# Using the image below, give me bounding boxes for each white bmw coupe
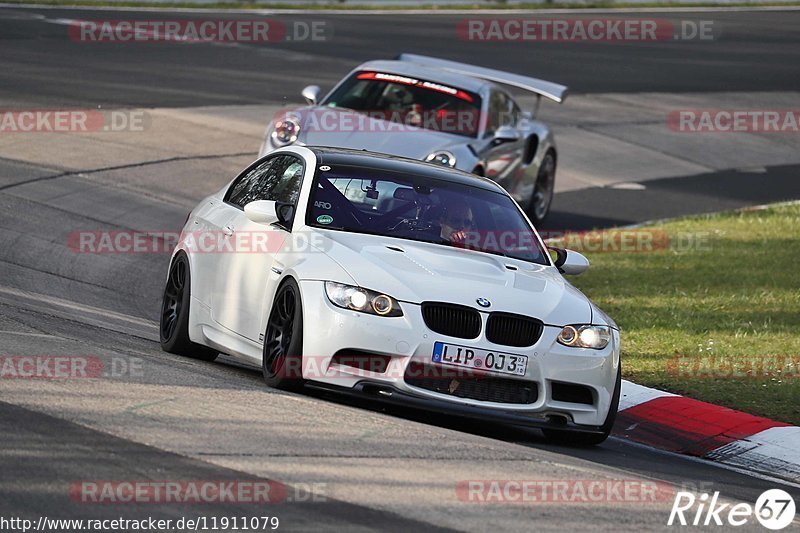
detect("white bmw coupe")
[160,146,620,445]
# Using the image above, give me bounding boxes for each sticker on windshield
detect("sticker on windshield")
[356,72,475,102]
[316,214,334,225]
[319,165,331,171]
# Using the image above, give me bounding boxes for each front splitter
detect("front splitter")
[304,380,605,435]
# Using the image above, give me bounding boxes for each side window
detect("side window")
[271,160,304,204]
[510,100,521,127]
[485,91,511,137]
[226,155,305,209]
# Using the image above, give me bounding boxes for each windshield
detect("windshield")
[306,164,549,265]
[321,71,483,138]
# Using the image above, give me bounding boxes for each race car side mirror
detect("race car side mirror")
[301,85,321,106]
[551,247,590,275]
[244,200,279,225]
[491,125,521,146]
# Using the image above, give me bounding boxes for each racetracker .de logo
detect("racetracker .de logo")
[667,354,800,380]
[68,20,329,43]
[668,109,800,133]
[69,481,327,504]
[457,18,717,42]
[271,355,491,381]
[67,230,331,254]
[456,480,674,503]
[1,356,103,379]
[0,110,148,133]
[542,229,713,254]
[273,108,484,135]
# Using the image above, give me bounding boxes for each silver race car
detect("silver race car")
[259,54,568,224]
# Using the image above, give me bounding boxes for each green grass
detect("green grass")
[559,203,800,424]
[5,0,800,9]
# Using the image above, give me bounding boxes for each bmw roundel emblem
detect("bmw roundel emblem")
[476,298,491,308]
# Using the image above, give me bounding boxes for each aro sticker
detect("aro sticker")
[316,214,334,225]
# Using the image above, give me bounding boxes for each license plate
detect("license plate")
[432,342,528,377]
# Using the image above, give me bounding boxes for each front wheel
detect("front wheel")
[542,363,621,446]
[527,150,556,225]
[262,278,305,391]
[159,254,218,361]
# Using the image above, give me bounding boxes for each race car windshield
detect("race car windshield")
[306,165,549,265]
[322,72,483,138]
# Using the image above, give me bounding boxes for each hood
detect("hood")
[314,229,592,326]
[294,107,465,161]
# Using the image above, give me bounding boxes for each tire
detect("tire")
[262,278,305,391]
[160,253,218,361]
[527,150,556,225]
[542,363,621,446]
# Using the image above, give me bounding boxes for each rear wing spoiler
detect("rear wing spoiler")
[398,53,568,104]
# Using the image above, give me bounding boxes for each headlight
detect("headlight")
[325,282,403,317]
[270,117,300,147]
[425,151,456,168]
[557,325,611,350]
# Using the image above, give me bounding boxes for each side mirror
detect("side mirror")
[491,125,521,146]
[244,200,278,225]
[552,247,590,275]
[301,85,321,106]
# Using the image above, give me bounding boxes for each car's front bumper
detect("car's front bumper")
[305,381,606,434]
[298,280,619,428]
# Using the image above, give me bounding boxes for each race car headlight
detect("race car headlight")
[325,282,403,317]
[425,151,456,168]
[557,325,611,350]
[270,117,300,147]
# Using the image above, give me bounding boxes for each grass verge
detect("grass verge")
[557,203,800,424]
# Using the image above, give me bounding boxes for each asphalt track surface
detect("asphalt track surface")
[1,6,800,532]
[2,8,800,107]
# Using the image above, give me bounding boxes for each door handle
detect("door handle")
[223,225,234,237]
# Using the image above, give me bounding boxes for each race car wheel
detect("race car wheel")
[262,278,305,391]
[160,253,218,361]
[542,363,621,446]
[529,150,556,225]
